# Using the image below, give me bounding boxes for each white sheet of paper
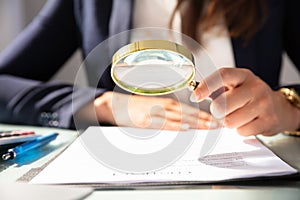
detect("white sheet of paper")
[30,127,297,184]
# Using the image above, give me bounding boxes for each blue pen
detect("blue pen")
[2,133,58,160]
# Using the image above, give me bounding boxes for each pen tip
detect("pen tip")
[2,153,11,161]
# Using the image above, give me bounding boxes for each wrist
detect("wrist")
[288,108,300,136]
[278,87,300,135]
[94,91,115,124]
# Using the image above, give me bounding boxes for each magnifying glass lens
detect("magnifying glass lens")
[111,40,195,95]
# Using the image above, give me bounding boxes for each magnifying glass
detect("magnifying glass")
[111,40,199,95]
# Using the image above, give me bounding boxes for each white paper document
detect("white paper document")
[31,127,297,185]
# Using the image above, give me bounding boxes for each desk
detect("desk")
[0,124,78,182]
[0,124,300,200]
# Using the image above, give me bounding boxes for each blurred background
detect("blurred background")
[0,0,86,85]
[0,0,299,86]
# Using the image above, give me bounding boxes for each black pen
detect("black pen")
[2,133,58,160]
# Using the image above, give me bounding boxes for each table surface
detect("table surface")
[1,123,300,200]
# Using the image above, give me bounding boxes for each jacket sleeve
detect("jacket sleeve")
[0,0,79,80]
[0,75,106,129]
[0,0,106,129]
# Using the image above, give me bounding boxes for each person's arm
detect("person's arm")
[0,75,106,129]
[92,91,217,130]
[0,0,79,80]
[0,0,104,129]
[191,68,300,136]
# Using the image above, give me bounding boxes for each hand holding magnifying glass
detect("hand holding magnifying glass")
[111,40,223,129]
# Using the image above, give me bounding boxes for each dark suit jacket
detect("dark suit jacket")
[0,0,299,129]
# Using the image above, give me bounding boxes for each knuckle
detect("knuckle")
[236,127,249,136]
[258,98,269,109]
[256,93,272,110]
[262,129,272,136]
[210,100,225,118]
[262,132,275,136]
[164,98,177,106]
[224,116,235,128]
[219,68,230,79]
[241,68,254,76]
[267,115,279,129]
[258,116,277,135]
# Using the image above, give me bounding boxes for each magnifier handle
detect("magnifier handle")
[188,80,200,91]
[188,80,213,103]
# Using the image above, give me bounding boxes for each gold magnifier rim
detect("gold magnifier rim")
[111,40,195,95]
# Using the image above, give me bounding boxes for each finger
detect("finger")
[164,103,214,129]
[150,105,183,122]
[149,99,214,129]
[149,116,189,131]
[180,103,212,120]
[163,110,217,130]
[195,118,221,129]
[161,100,195,115]
[150,109,206,129]
[224,101,259,129]
[181,113,210,129]
[152,101,212,121]
[148,113,218,130]
[210,85,252,118]
[237,117,266,136]
[193,68,250,101]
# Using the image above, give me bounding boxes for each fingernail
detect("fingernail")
[205,121,218,129]
[190,93,198,102]
[210,103,225,119]
[181,123,190,130]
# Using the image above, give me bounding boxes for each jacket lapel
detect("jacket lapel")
[231,37,258,73]
[109,0,133,37]
[108,0,133,55]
